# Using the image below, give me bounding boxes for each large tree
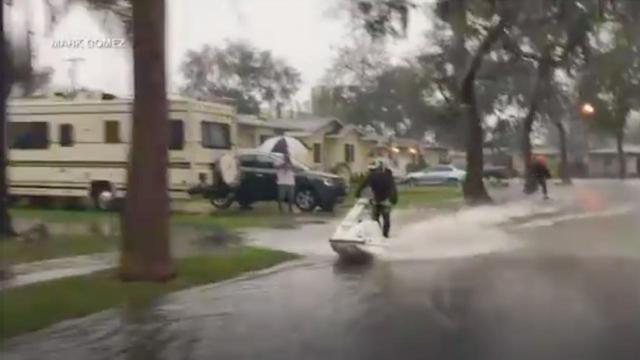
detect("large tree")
[119,0,174,281]
[578,5,640,179]
[351,0,514,203]
[180,42,301,117]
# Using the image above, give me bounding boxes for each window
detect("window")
[344,144,355,163]
[201,122,231,149]
[8,122,49,149]
[104,121,121,143]
[169,120,184,150]
[255,155,275,169]
[239,155,259,168]
[313,143,322,164]
[59,124,74,147]
[433,165,452,172]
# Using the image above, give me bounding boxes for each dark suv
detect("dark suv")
[195,151,347,212]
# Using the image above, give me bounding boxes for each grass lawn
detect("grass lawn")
[396,186,463,208]
[9,207,281,230]
[0,234,116,265]
[0,247,297,340]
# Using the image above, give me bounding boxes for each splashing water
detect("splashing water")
[385,200,559,261]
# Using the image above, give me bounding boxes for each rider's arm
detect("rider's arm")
[389,172,398,205]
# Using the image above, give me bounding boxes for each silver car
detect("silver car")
[404,164,466,186]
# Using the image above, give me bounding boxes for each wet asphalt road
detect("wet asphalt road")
[2,180,640,360]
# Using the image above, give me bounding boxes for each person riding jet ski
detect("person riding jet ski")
[354,159,398,238]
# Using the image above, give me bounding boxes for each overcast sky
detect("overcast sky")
[22,0,431,104]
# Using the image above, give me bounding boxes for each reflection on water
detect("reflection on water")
[4,255,640,360]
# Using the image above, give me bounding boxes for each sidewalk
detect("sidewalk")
[0,252,116,290]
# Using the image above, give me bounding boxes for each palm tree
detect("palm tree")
[1,1,18,238]
[119,0,174,281]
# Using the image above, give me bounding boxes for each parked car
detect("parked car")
[482,165,511,179]
[404,164,466,186]
[191,151,347,212]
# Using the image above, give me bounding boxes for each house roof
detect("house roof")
[326,124,366,138]
[238,115,343,134]
[284,131,313,138]
[237,115,289,129]
[531,147,560,155]
[393,137,421,148]
[589,144,640,155]
[268,116,342,133]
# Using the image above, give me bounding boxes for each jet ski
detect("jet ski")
[329,198,388,261]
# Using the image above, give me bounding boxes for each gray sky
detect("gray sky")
[27,0,431,103]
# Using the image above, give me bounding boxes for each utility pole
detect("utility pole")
[65,57,85,94]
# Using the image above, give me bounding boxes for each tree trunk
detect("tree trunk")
[0,7,17,239]
[521,58,551,193]
[615,129,626,179]
[460,18,508,204]
[119,0,175,282]
[555,120,571,184]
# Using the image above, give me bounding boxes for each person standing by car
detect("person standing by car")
[530,155,551,199]
[355,159,398,238]
[275,153,296,213]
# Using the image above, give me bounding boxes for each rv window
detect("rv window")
[201,122,231,149]
[8,122,49,149]
[169,120,184,150]
[104,121,120,143]
[60,124,74,147]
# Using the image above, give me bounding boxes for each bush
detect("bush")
[350,172,368,185]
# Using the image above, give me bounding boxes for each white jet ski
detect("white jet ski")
[329,198,389,261]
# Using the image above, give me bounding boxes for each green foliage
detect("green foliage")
[396,186,462,209]
[350,172,368,186]
[180,41,302,115]
[0,247,297,340]
[578,7,640,137]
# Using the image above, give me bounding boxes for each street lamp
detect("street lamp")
[580,103,595,117]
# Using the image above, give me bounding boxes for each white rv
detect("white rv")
[7,96,236,208]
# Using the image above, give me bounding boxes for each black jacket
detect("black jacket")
[530,162,551,179]
[355,169,398,204]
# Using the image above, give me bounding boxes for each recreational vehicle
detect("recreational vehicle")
[7,97,236,208]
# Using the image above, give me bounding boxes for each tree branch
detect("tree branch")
[435,79,453,105]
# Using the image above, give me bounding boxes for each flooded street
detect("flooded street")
[3,180,640,360]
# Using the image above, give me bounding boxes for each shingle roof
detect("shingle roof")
[268,117,341,133]
[589,144,640,155]
[237,115,341,133]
